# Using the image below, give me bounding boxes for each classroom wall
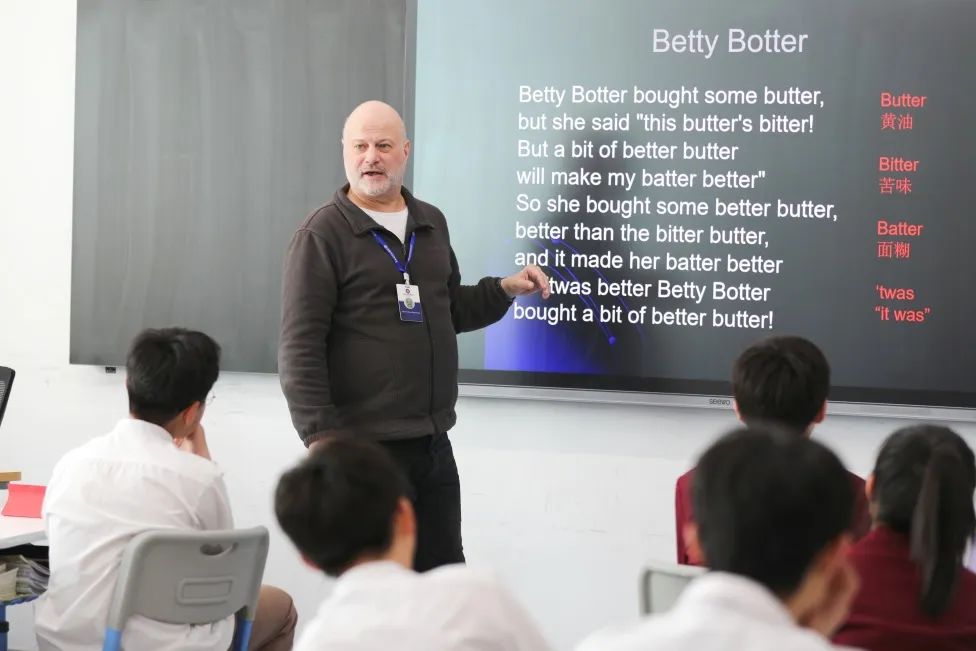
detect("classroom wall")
[2,3,975,650]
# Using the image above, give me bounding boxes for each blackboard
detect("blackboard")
[71,0,415,372]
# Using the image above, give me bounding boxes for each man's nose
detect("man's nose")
[363,146,380,162]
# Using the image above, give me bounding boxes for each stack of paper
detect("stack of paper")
[0,554,49,599]
[0,563,17,600]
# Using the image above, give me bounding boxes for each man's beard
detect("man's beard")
[357,169,403,198]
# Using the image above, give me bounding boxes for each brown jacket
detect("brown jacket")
[278,185,512,445]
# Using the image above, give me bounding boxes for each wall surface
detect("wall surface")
[2,3,975,650]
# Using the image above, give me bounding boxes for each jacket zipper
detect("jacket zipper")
[404,227,437,432]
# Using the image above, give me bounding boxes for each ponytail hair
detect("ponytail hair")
[873,425,976,617]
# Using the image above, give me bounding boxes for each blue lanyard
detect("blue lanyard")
[371,230,416,284]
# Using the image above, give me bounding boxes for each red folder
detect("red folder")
[1,483,46,518]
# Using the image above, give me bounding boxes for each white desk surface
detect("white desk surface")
[0,516,45,548]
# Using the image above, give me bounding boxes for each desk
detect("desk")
[0,516,45,651]
[0,518,44,549]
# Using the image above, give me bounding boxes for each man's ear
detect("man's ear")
[813,400,827,424]
[865,474,875,503]
[394,496,416,538]
[180,401,202,427]
[683,522,705,565]
[403,139,411,160]
[732,399,742,423]
[300,554,321,571]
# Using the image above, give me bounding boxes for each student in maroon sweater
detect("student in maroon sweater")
[833,425,976,651]
[675,336,871,565]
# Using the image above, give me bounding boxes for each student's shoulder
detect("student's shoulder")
[46,434,127,499]
[574,614,712,651]
[50,433,114,472]
[578,616,838,651]
[174,451,226,484]
[423,564,524,607]
[425,563,505,590]
[575,621,654,651]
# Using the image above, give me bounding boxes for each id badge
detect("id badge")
[396,283,423,322]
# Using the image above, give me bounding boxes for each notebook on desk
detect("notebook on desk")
[1,485,45,519]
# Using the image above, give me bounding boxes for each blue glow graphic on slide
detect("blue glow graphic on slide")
[542,238,645,342]
[483,305,604,373]
[529,240,615,344]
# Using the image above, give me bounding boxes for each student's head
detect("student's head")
[869,425,976,616]
[691,426,853,602]
[274,438,415,577]
[731,336,830,434]
[125,328,220,436]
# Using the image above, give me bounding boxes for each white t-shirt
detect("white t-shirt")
[295,560,552,651]
[37,418,235,651]
[576,572,859,651]
[363,207,408,244]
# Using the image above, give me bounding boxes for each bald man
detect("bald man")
[278,101,549,570]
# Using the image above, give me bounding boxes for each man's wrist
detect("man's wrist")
[496,277,515,301]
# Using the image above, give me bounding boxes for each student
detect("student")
[37,328,297,651]
[675,336,871,564]
[274,437,551,651]
[834,425,976,651]
[579,427,859,651]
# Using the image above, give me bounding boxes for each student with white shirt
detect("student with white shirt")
[37,328,297,651]
[273,438,552,651]
[578,426,861,651]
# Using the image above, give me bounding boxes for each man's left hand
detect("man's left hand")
[500,265,551,299]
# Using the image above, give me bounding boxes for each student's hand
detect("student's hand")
[177,423,212,461]
[501,265,551,299]
[800,555,859,638]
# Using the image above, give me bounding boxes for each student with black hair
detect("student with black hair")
[580,427,859,651]
[675,335,871,564]
[274,438,551,651]
[834,425,976,651]
[38,328,296,651]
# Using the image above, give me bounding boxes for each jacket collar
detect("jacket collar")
[333,184,435,237]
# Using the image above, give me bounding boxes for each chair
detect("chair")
[102,526,269,651]
[0,367,14,428]
[639,560,705,615]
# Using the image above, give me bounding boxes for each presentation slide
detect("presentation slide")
[413,0,976,407]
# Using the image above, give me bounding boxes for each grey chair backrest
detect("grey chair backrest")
[639,561,705,615]
[105,526,269,630]
[0,367,14,427]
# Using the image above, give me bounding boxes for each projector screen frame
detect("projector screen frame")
[458,376,976,423]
